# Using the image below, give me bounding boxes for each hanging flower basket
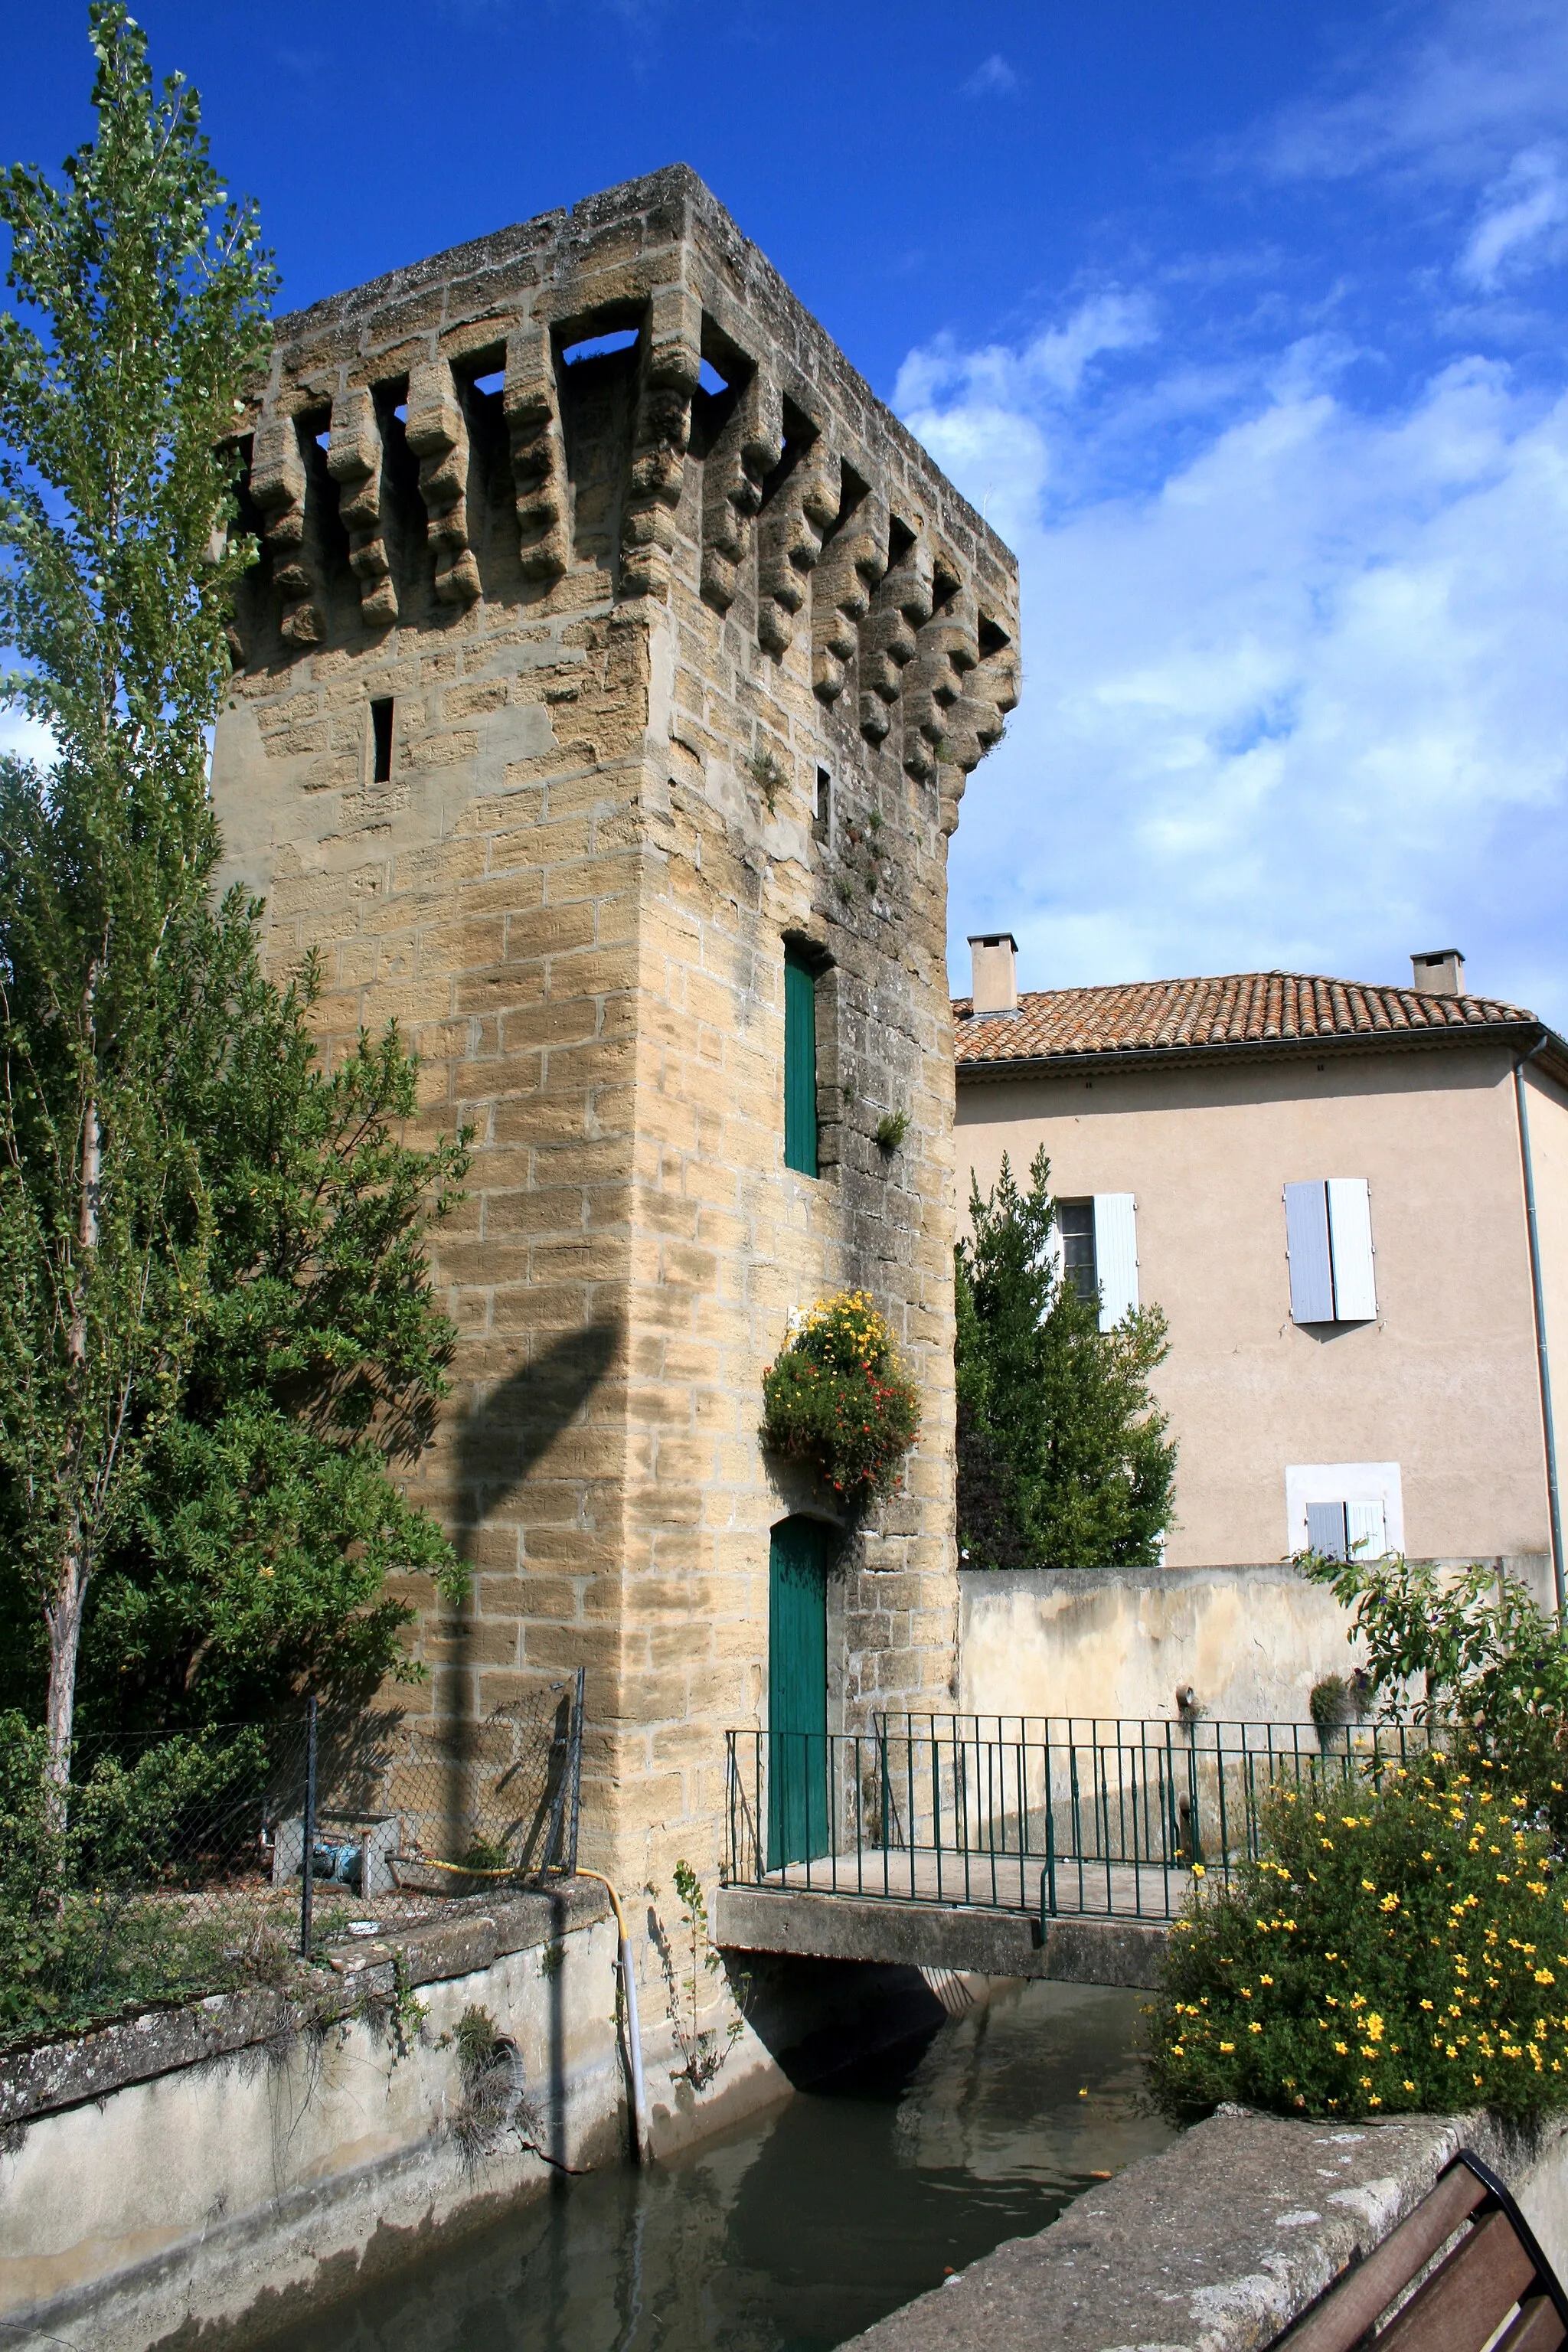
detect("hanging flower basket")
[760,1290,920,1507]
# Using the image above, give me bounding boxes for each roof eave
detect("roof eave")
[955,1018,1568,1089]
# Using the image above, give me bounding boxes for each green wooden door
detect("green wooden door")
[767,1517,829,1870]
[783,951,818,1177]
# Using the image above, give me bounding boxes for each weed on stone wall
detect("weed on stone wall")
[651,1861,746,2093]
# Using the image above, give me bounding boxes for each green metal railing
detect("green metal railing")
[724,1713,1433,1925]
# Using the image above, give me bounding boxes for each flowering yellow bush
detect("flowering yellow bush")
[1149,1756,1568,2122]
[760,1292,919,1507]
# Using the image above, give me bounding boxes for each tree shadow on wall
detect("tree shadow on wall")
[438,1317,622,1862]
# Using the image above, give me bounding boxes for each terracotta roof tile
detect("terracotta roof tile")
[953,971,1537,1068]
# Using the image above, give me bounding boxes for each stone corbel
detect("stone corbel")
[858,531,933,743]
[248,411,324,647]
[812,489,888,705]
[901,577,980,782]
[504,318,568,581]
[939,633,1021,773]
[701,370,783,614]
[621,284,701,600]
[756,436,839,657]
[405,361,481,608]
[325,386,397,628]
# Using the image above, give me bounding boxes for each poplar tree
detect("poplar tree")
[955,1148,1177,1570]
[0,10,466,1780]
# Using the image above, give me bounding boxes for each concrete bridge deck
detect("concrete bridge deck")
[714,1884,1170,1989]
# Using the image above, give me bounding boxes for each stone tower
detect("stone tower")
[211,166,1020,1898]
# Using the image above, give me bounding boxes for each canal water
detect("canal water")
[271,1980,1172,2352]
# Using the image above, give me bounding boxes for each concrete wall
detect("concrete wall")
[211,165,1021,1919]
[848,2105,1568,2352]
[0,1884,789,2352]
[956,1044,1554,1570]
[959,1563,1367,1724]
[957,1559,1555,1726]
[1524,1057,1568,1592]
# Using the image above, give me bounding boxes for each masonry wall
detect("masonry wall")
[955,1044,1553,1571]
[210,165,1020,1906]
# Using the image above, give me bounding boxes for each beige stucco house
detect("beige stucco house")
[954,934,1567,1606]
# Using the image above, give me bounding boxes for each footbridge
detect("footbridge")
[714,1713,1419,1990]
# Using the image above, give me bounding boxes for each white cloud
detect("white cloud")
[962,54,1018,100]
[896,294,1158,416]
[1256,0,1568,187]
[0,707,54,769]
[906,332,1568,1023]
[1459,145,1568,285]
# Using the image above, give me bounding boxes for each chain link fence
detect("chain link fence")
[0,1671,585,2053]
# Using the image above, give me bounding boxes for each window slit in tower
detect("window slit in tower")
[371,697,394,783]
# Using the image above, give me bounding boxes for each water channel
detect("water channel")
[270,1979,1174,2352]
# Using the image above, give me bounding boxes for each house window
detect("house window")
[1058,1204,1096,1305]
[1306,1499,1389,1563]
[783,947,818,1178]
[1057,1195,1138,1331]
[1286,1463,1403,1559]
[1284,1178,1377,1323]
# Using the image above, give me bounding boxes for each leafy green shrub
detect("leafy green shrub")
[0,1711,296,2047]
[1150,1755,1568,2123]
[1301,1551,1568,1829]
[956,1148,1175,1570]
[760,1292,920,1507]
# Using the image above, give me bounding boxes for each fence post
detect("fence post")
[566,1665,586,1875]
[300,1694,318,1961]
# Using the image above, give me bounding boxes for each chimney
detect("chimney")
[1410,947,1465,997]
[969,932,1018,1019]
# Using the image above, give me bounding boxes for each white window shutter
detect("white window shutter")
[1045,1217,1065,1299]
[1306,1501,1348,1560]
[1092,1194,1138,1331]
[1344,1498,1387,1559]
[1285,1181,1334,1323]
[1327,1178,1377,1321]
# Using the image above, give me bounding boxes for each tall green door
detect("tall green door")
[767,1517,829,1870]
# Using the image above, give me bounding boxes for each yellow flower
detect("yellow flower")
[1365,2014,1385,2041]
[1361,1879,1377,1893]
[1192,1864,1206,1877]
[1218,2040,1235,2053]
[1334,2040,1348,2054]
[1249,2021,1263,2034]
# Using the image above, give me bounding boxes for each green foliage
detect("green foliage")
[452,2001,500,2079]
[743,746,785,812]
[0,6,276,1772]
[1149,1756,1568,2123]
[0,12,469,1750]
[955,1148,1175,1569]
[760,1290,920,1507]
[0,1708,298,2045]
[1309,1672,1367,1733]
[661,1859,745,2092]
[1300,1550,1568,1831]
[874,1108,910,1155]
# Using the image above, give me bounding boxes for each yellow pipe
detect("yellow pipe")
[575,1869,652,2163]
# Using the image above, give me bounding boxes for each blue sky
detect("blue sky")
[5,2,1566,1021]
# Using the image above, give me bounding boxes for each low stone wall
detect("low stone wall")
[0,1878,789,2352]
[847,2103,1568,2351]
